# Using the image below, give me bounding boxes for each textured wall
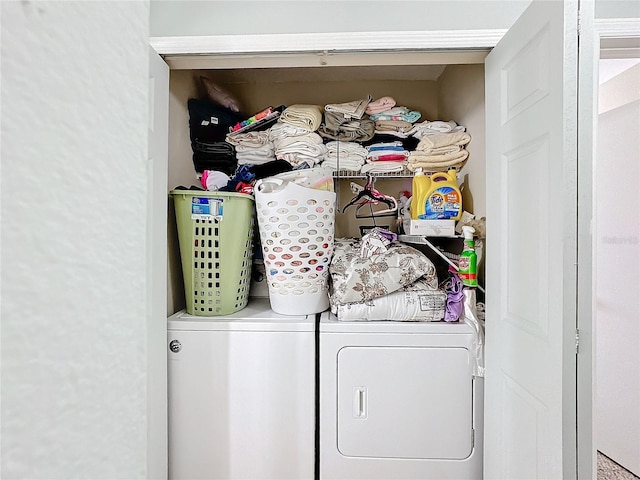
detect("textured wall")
[1,2,151,478]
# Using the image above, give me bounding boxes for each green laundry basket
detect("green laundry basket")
[170,190,255,316]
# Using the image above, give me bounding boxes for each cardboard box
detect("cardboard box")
[409,219,456,237]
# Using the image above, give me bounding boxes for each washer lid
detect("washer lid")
[168,297,315,332]
[320,311,474,335]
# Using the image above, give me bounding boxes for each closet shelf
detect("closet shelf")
[399,234,461,242]
[332,169,413,179]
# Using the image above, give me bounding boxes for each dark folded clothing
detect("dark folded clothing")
[192,139,236,155]
[362,133,420,151]
[250,159,293,180]
[191,140,237,175]
[192,151,237,176]
[188,98,244,143]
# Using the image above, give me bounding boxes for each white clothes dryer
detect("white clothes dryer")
[319,312,484,480]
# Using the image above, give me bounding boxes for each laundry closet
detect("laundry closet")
[165,59,487,480]
[154,2,588,479]
[165,60,487,311]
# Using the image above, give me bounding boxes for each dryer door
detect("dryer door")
[337,346,473,460]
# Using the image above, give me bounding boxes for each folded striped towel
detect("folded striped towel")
[370,106,421,123]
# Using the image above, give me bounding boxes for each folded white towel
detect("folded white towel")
[415,145,463,156]
[325,141,369,160]
[273,132,324,151]
[325,95,373,120]
[225,130,271,148]
[409,120,466,138]
[268,122,313,141]
[361,161,406,174]
[416,131,471,150]
[321,157,364,172]
[276,141,327,158]
[279,104,323,131]
[237,148,277,165]
[407,149,469,172]
[278,152,325,168]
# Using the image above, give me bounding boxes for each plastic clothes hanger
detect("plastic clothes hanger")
[342,175,398,218]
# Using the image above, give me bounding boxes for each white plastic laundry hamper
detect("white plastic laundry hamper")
[255,176,336,315]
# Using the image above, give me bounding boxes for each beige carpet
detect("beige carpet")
[598,452,639,479]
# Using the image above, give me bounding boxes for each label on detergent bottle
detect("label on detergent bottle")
[420,186,461,220]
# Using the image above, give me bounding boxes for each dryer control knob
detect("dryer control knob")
[169,340,182,353]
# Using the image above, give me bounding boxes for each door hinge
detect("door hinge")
[575,328,580,354]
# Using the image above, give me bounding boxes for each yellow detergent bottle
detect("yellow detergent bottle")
[410,168,429,219]
[412,169,462,221]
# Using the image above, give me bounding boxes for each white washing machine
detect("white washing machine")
[319,312,484,480]
[167,298,315,480]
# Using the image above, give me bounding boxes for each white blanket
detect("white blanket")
[330,279,446,322]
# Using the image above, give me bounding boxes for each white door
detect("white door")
[336,346,473,460]
[484,1,580,478]
[147,47,170,480]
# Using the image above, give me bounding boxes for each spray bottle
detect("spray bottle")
[458,226,478,287]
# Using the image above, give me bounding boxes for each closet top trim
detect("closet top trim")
[150,29,507,56]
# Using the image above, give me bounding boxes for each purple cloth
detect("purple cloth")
[443,273,464,322]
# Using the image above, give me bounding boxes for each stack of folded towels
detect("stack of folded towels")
[271,105,327,168]
[318,96,375,143]
[407,130,472,172]
[370,106,421,138]
[321,141,369,172]
[361,141,409,174]
[225,130,274,166]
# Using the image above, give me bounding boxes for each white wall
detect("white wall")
[149,0,639,38]
[596,0,640,18]
[595,62,640,476]
[1,2,152,478]
[150,0,529,37]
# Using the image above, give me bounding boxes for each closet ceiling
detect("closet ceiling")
[196,64,448,84]
[162,47,490,72]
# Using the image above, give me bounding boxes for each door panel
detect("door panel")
[147,47,170,480]
[484,1,579,478]
[337,346,473,460]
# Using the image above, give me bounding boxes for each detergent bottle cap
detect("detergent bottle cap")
[414,167,424,175]
[461,225,475,240]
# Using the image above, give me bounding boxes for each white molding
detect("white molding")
[150,29,507,56]
[594,18,640,37]
[595,19,640,59]
[162,50,490,70]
